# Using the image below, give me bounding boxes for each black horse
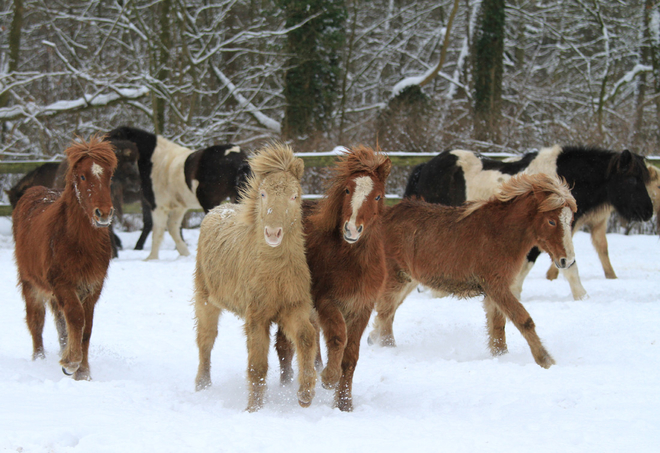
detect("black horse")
[402,145,654,299]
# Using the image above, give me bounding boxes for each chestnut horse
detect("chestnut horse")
[276,146,392,412]
[368,173,577,368]
[194,143,317,412]
[12,136,117,380]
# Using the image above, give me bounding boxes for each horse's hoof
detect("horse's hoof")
[298,388,315,408]
[367,333,376,346]
[62,367,73,376]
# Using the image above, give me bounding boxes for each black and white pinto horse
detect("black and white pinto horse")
[106,126,251,260]
[402,145,654,300]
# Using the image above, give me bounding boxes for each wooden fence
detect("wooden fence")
[1,152,659,217]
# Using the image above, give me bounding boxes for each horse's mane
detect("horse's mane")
[459,173,576,221]
[312,145,389,233]
[65,135,118,185]
[606,149,650,182]
[238,142,303,225]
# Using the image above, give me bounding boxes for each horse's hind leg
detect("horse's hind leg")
[194,290,221,391]
[245,318,271,412]
[279,308,318,408]
[166,207,190,257]
[488,288,554,369]
[368,279,416,348]
[22,282,46,360]
[275,327,294,385]
[483,295,507,356]
[145,207,167,260]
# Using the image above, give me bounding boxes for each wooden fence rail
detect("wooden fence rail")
[2,152,659,216]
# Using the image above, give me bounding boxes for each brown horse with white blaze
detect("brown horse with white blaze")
[276,146,392,412]
[194,143,317,412]
[369,173,577,368]
[12,136,117,380]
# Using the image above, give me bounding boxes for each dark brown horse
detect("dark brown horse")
[369,173,577,368]
[12,136,117,380]
[276,146,392,412]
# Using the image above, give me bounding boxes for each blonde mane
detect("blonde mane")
[459,173,576,220]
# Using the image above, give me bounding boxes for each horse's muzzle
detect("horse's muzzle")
[343,222,363,244]
[93,207,114,228]
[554,257,575,270]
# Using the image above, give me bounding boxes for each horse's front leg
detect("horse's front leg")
[316,298,347,390]
[245,317,271,412]
[560,262,588,300]
[51,285,86,376]
[590,216,616,279]
[194,283,221,391]
[336,308,372,412]
[73,289,102,381]
[487,286,555,369]
[274,327,295,385]
[278,304,318,408]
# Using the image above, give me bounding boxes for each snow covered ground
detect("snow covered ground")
[1,217,659,452]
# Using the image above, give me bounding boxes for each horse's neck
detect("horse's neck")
[487,197,538,250]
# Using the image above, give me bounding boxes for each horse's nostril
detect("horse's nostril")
[94,208,101,218]
[357,225,363,233]
[560,258,567,267]
[276,228,282,238]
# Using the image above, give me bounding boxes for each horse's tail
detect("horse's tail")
[403,163,425,199]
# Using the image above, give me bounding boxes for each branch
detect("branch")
[0,87,150,121]
[211,65,281,134]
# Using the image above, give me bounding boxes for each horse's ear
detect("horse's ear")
[290,157,305,180]
[377,157,392,181]
[619,149,633,169]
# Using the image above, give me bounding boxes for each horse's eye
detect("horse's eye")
[375,195,381,201]
[80,175,86,181]
[291,194,297,201]
[345,188,350,194]
[261,192,265,198]
[549,220,556,226]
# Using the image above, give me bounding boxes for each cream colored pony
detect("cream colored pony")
[193,143,317,412]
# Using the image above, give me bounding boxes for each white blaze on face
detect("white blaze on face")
[91,163,104,178]
[349,176,374,227]
[560,206,575,263]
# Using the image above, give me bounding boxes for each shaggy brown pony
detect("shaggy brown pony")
[194,143,317,412]
[12,136,117,380]
[368,173,577,368]
[276,146,392,412]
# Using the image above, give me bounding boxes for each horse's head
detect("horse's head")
[110,139,141,195]
[527,175,577,270]
[66,137,118,228]
[247,143,304,248]
[334,146,392,244]
[607,150,654,222]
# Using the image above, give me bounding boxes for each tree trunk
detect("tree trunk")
[472,0,505,143]
[1,0,24,142]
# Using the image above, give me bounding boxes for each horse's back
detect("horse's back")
[13,186,63,282]
[151,136,199,209]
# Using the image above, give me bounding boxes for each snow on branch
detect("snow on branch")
[0,86,150,121]
[602,64,652,104]
[211,65,282,134]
